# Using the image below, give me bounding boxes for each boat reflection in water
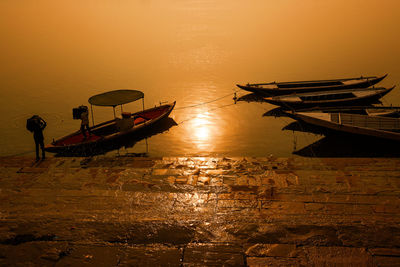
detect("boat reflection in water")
[283,121,327,136]
[54,117,177,157]
[283,120,400,158]
[263,107,291,118]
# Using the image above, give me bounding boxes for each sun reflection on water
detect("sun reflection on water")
[194,118,210,141]
[188,112,214,151]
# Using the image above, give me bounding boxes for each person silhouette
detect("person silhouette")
[80,106,91,140]
[26,115,47,161]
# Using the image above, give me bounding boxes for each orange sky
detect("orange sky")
[1,0,399,100]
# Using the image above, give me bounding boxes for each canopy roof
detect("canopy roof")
[88,90,144,107]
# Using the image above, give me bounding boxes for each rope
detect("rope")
[173,90,241,124]
[178,102,239,125]
[174,90,239,110]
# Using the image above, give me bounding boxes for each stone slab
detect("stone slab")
[0,156,399,265]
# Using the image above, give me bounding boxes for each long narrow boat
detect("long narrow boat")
[236,74,387,96]
[292,136,400,157]
[290,111,400,141]
[293,105,400,117]
[263,86,395,109]
[45,90,176,154]
[264,106,400,118]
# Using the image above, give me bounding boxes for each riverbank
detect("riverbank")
[1,156,399,266]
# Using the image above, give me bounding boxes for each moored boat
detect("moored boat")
[264,106,400,118]
[289,111,400,141]
[236,74,387,96]
[263,86,395,109]
[45,90,176,154]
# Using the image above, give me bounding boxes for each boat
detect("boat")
[262,86,395,109]
[292,136,400,158]
[45,90,176,154]
[236,74,387,96]
[264,106,400,118]
[293,105,400,117]
[289,111,400,141]
[364,107,400,117]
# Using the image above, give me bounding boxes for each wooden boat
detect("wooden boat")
[293,105,400,117]
[282,108,400,135]
[292,136,400,157]
[364,107,400,117]
[263,86,395,109]
[265,106,400,118]
[45,90,176,154]
[236,74,387,96]
[289,111,400,141]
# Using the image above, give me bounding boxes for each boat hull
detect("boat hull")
[237,75,387,96]
[293,112,400,141]
[263,86,394,109]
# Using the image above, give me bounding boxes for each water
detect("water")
[1,0,400,157]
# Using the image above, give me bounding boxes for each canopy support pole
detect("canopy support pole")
[142,97,145,111]
[90,104,95,126]
[113,106,116,118]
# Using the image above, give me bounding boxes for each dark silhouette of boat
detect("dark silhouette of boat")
[282,119,400,157]
[289,111,400,141]
[236,93,269,103]
[263,86,395,109]
[264,106,400,117]
[292,135,400,158]
[236,74,387,96]
[45,90,176,154]
[282,121,327,135]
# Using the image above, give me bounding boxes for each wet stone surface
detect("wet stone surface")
[0,156,400,266]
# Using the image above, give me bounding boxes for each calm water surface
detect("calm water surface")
[1,0,399,157]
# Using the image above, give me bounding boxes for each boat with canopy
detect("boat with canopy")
[45,89,175,154]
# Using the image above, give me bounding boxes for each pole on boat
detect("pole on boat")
[142,97,145,111]
[113,106,116,118]
[90,104,95,126]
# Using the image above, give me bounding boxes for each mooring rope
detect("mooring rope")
[178,102,239,125]
[172,89,242,124]
[174,90,240,110]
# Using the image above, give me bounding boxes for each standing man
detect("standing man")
[80,106,91,140]
[26,115,47,161]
